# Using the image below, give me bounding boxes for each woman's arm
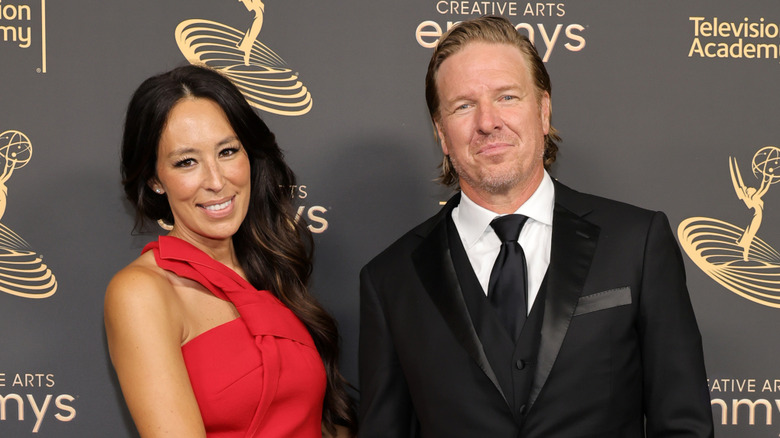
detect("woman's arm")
[105,265,206,437]
[323,424,354,438]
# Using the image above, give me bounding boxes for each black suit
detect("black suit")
[359,181,713,437]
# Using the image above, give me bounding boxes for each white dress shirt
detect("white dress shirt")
[451,171,555,314]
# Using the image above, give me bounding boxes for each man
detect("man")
[358,15,713,437]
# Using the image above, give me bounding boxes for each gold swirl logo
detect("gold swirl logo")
[0,130,57,299]
[678,146,780,308]
[175,1,312,116]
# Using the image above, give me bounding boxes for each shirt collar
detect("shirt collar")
[455,171,555,249]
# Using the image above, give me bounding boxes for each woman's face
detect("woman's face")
[151,97,251,246]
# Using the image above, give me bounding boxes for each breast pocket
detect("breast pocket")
[573,286,632,316]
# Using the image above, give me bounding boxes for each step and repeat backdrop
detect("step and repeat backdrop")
[1,0,779,436]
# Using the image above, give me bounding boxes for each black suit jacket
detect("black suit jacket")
[358,181,713,437]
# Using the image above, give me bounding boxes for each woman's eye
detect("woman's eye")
[220,147,239,157]
[174,158,195,168]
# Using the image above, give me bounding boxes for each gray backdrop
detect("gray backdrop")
[1,0,779,436]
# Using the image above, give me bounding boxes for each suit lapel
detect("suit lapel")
[411,195,509,406]
[527,184,600,409]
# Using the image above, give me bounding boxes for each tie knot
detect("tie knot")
[490,214,528,243]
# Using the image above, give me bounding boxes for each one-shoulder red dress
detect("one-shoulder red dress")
[143,236,326,437]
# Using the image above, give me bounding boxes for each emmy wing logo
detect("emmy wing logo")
[0,130,57,299]
[175,0,312,116]
[678,146,780,308]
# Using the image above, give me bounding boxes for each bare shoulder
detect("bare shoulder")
[106,252,171,306]
[104,251,182,341]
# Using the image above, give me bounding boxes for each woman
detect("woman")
[105,65,355,437]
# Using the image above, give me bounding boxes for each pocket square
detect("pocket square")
[574,286,632,316]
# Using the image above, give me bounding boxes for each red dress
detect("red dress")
[143,236,326,437]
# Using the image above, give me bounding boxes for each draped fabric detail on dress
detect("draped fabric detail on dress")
[143,236,326,438]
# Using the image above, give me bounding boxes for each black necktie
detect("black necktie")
[488,214,529,340]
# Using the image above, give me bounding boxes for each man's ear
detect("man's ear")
[434,120,449,156]
[540,91,551,135]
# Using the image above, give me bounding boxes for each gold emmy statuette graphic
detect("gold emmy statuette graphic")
[175,0,312,116]
[0,130,57,299]
[678,146,780,308]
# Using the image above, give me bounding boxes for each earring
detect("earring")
[157,219,174,231]
[155,188,163,194]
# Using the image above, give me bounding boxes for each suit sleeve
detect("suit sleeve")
[358,265,419,438]
[639,212,714,437]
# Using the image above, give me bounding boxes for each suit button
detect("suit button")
[519,404,527,415]
[515,360,526,370]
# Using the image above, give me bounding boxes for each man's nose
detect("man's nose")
[476,103,503,134]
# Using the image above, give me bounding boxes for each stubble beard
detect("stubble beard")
[449,152,522,195]
[449,132,533,195]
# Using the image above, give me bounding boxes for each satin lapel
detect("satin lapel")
[411,202,509,406]
[527,202,600,408]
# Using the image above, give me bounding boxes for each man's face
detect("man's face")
[434,42,550,200]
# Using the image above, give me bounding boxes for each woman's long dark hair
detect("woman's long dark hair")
[120,64,355,433]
